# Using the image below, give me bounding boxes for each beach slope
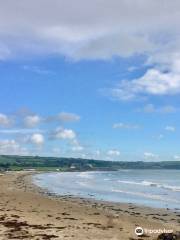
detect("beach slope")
[0,172,179,240]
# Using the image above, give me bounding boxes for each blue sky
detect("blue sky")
[0,1,180,161]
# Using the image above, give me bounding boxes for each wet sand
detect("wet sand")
[0,171,179,240]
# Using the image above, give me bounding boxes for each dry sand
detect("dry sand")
[0,171,179,240]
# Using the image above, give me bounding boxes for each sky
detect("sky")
[0,0,180,161]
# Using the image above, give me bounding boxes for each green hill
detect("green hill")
[0,155,180,171]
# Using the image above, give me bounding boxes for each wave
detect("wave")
[111,189,180,204]
[77,172,94,179]
[76,181,89,187]
[117,180,180,192]
[118,170,132,172]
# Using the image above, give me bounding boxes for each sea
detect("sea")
[33,170,180,210]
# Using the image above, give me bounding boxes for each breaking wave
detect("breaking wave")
[117,180,180,192]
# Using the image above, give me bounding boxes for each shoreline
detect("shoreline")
[0,171,179,240]
[30,171,180,213]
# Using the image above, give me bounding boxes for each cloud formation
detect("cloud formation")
[107,149,120,157]
[57,112,80,122]
[0,110,83,156]
[136,104,177,114]
[24,115,42,128]
[113,122,139,129]
[0,0,179,61]
[0,113,12,127]
[0,139,28,155]
[30,133,44,145]
[174,155,180,160]
[52,127,76,140]
[110,63,180,100]
[72,145,84,152]
[1,1,180,102]
[165,126,175,132]
[0,128,43,134]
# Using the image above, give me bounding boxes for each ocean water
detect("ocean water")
[33,170,180,210]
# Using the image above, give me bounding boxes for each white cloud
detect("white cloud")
[165,126,175,132]
[174,155,180,160]
[70,138,84,152]
[0,128,44,134]
[110,65,180,101]
[136,104,177,114]
[0,113,12,127]
[52,127,76,140]
[144,152,159,160]
[113,122,139,129]
[23,65,54,75]
[72,145,84,152]
[107,149,120,157]
[157,134,164,140]
[24,115,42,128]
[57,112,80,122]
[0,139,28,155]
[46,112,80,123]
[30,133,44,145]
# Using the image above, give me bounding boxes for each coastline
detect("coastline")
[0,171,179,240]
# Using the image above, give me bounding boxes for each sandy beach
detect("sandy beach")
[0,171,179,240]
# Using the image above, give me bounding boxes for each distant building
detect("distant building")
[70,165,76,169]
